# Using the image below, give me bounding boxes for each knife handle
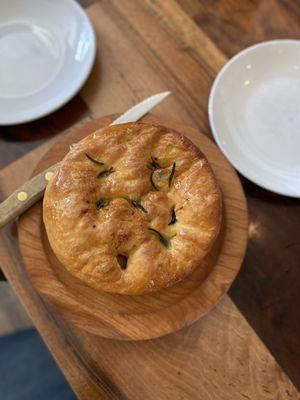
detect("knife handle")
[0,162,60,229]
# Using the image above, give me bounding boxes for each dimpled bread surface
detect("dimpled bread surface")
[43,122,222,295]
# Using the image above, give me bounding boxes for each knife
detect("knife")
[0,91,170,229]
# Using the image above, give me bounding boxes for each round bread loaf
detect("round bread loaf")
[43,122,222,295]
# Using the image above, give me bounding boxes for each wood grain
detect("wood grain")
[0,96,88,169]
[0,0,299,397]
[0,163,60,229]
[80,1,300,389]
[18,115,248,340]
[172,0,300,387]
[0,130,297,398]
[0,281,32,335]
[0,144,119,399]
[81,0,213,134]
[140,0,227,74]
[190,0,300,58]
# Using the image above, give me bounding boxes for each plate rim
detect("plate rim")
[18,115,249,341]
[208,39,300,198]
[0,0,96,126]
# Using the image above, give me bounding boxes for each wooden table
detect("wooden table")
[0,0,300,398]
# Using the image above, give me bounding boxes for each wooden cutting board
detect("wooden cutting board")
[0,1,299,397]
[18,114,248,340]
[0,121,298,398]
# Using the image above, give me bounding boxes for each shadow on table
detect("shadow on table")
[0,328,76,400]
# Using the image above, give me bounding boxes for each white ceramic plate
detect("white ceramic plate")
[0,0,96,125]
[209,40,300,197]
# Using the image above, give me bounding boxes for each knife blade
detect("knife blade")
[0,91,171,229]
[111,91,170,125]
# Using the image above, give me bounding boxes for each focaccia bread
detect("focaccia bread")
[43,122,222,295]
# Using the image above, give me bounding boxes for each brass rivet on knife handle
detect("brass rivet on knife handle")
[45,171,54,181]
[0,162,60,229]
[17,192,28,202]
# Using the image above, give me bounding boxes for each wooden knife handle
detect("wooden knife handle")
[0,162,60,229]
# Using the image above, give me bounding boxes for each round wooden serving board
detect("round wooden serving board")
[18,114,248,340]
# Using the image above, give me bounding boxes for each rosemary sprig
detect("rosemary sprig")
[168,206,177,225]
[131,200,147,213]
[150,156,161,169]
[97,166,114,178]
[168,162,176,187]
[85,153,104,165]
[150,171,159,190]
[96,199,110,209]
[148,228,171,249]
[122,197,147,213]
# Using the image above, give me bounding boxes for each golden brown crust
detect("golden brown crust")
[43,123,222,295]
